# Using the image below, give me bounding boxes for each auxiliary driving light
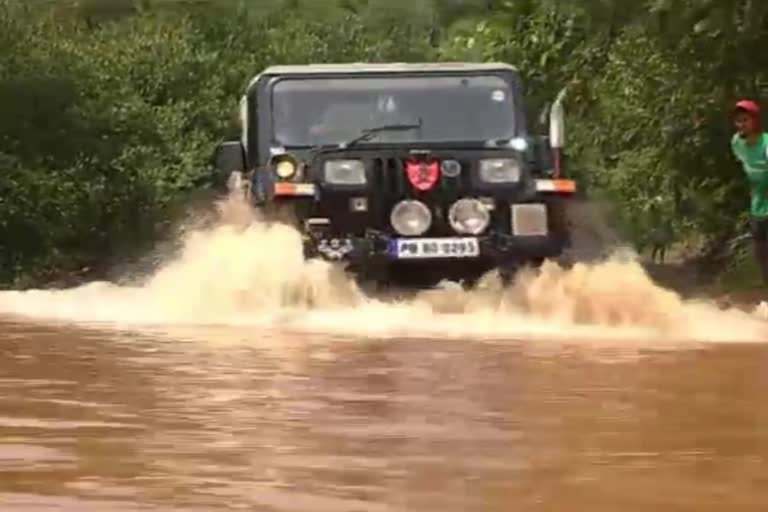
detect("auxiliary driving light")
[509,137,529,152]
[390,200,432,236]
[448,198,491,235]
[274,159,297,179]
[440,159,462,178]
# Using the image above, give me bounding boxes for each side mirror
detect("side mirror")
[549,89,566,149]
[538,102,551,127]
[545,87,567,177]
[214,141,245,176]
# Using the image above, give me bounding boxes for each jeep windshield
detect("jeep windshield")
[270,74,516,147]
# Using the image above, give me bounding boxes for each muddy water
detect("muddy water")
[2,195,768,510]
[2,320,768,511]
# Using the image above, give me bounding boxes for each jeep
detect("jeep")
[213,62,577,287]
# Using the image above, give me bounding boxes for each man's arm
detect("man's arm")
[731,134,744,163]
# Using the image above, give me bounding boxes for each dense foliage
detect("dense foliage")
[0,0,765,286]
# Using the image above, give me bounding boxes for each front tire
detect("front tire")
[349,262,391,296]
[226,171,251,202]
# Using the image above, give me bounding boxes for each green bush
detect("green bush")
[0,0,765,287]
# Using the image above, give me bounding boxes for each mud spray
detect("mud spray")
[0,194,766,344]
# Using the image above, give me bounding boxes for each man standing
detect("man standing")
[731,99,768,284]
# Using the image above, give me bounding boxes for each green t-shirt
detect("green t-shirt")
[731,132,768,218]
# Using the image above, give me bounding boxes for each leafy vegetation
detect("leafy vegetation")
[0,0,764,286]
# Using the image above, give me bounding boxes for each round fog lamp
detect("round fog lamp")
[390,200,432,236]
[448,198,491,235]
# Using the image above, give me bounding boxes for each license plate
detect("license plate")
[390,237,480,259]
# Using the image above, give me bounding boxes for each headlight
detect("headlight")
[390,200,432,236]
[479,158,521,183]
[323,159,367,185]
[448,198,491,235]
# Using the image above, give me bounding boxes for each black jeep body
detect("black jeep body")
[214,63,577,287]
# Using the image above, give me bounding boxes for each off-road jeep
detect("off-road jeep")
[213,62,577,287]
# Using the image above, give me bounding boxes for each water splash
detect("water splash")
[0,194,765,344]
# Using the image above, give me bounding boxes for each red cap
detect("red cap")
[735,99,761,114]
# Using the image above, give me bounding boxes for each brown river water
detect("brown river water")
[2,196,768,511]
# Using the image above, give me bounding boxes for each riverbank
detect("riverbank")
[644,258,768,314]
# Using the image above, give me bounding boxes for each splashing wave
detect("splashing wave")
[0,195,765,344]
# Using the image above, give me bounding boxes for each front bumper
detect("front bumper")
[303,230,564,265]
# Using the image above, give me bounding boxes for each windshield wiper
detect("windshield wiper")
[341,119,423,149]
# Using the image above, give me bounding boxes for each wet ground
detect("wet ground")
[2,318,768,511]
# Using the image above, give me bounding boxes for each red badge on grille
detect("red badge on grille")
[405,158,439,191]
